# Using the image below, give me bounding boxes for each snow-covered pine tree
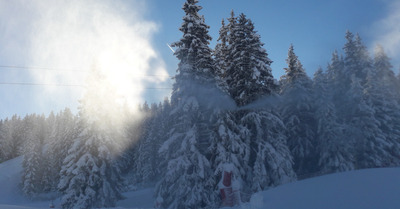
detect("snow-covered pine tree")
[373,45,398,93]
[155,1,217,208]
[170,0,214,83]
[133,102,151,183]
[313,68,354,173]
[45,108,78,191]
[342,31,372,85]
[345,75,388,169]
[354,33,373,81]
[241,109,296,192]
[342,31,358,86]
[154,98,173,176]
[7,115,24,159]
[326,51,345,94]
[326,51,349,120]
[33,114,54,193]
[362,48,400,166]
[279,44,316,176]
[157,117,215,209]
[58,67,123,209]
[372,46,400,164]
[209,110,249,204]
[340,33,399,168]
[0,118,15,161]
[135,102,163,184]
[131,98,173,185]
[214,12,296,198]
[214,18,229,90]
[225,13,275,107]
[0,120,5,162]
[21,114,45,197]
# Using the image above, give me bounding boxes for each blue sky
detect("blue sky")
[0,0,399,119]
[149,0,394,78]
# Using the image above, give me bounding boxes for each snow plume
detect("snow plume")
[178,79,237,111]
[372,0,400,70]
[0,0,169,116]
[238,94,282,111]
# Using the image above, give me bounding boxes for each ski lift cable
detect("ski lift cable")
[0,82,173,89]
[0,65,174,78]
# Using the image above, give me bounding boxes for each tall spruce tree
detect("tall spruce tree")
[280,44,316,176]
[343,31,373,85]
[313,68,354,173]
[209,110,250,204]
[0,120,6,162]
[0,118,18,161]
[7,115,24,159]
[214,19,229,90]
[362,47,400,166]
[135,103,163,184]
[45,108,78,191]
[155,1,217,208]
[225,13,275,107]
[215,12,294,198]
[241,110,296,192]
[344,75,388,168]
[21,115,45,197]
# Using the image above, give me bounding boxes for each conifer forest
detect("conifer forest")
[1,0,400,208]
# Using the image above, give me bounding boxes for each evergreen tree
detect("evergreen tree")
[225,13,275,106]
[155,1,217,208]
[241,110,296,192]
[342,31,358,84]
[373,46,400,156]
[45,108,78,191]
[313,68,354,173]
[135,102,163,184]
[0,120,6,162]
[170,0,214,85]
[0,118,18,161]
[7,115,24,159]
[343,31,373,85]
[280,44,316,176]
[58,68,123,209]
[363,54,400,166]
[21,115,44,197]
[354,33,373,80]
[157,117,215,209]
[326,51,348,119]
[345,75,388,168]
[326,51,345,95]
[155,98,173,175]
[210,110,249,204]
[214,18,229,91]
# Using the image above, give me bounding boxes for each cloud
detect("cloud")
[0,0,169,117]
[372,0,400,70]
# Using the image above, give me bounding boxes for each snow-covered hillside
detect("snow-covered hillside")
[238,167,400,209]
[0,157,399,209]
[0,157,29,205]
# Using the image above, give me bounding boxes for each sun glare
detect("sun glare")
[10,0,170,117]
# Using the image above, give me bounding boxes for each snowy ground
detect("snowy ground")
[1,157,399,209]
[234,167,400,209]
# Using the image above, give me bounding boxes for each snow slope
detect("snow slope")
[0,156,28,204]
[0,156,58,209]
[0,157,399,209]
[239,167,400,209]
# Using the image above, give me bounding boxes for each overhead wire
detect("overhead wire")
[0,64,174,89]
[0,65,174,78]
[0,82,172,89]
